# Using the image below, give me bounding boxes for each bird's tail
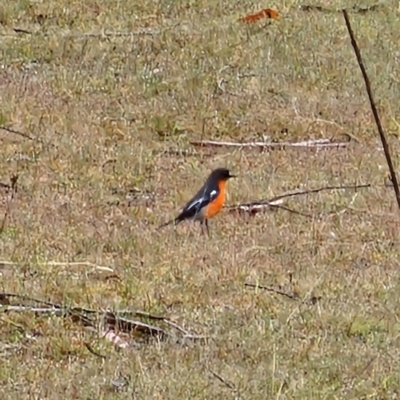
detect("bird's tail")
[158,215,185,229]
[158,219,176,229]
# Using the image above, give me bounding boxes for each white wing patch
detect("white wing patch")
[209,189,218,200]
[185,188,218,214]
[186,197,203,211]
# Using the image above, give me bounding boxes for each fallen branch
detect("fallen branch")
[160,149,214,158]
[266,204,313,218]
[0,293,204,345]
[300,4,383,14]
[228,200,313,218]
[0,293,64,308]
[245,282,298,300]
[227,184,371,216]
[1,28,162,38]
[190,138,350,150]
[119,309,191,335]
[0,260,115,273]
[267,183,371,204]
[104,309,207,340]
[66,29,160,38]
[104,312,169,338]
[0,306,64,313]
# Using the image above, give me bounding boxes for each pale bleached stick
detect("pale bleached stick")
[0,293,206,342]
[227,183,371,216]
[191,138,349,149]
[0,260,114,273]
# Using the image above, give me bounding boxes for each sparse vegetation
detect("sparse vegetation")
[1,0,400,398]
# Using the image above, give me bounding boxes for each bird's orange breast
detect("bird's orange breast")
[203,181,226,219]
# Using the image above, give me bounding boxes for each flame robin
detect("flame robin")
[159,168,236,234]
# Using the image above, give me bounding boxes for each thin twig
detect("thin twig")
[229,201,313,218]
[13,28,33,34]
[160,149,213,158]
[105,313,170,337]
[227,184,371,215]
[84,342,107,358]
[0,175,18,235]
[1,29,161,38]
[0,293,65,308]
[0,306,64,313]
[182,333,209,340]
[46,261,113,269]
[207,367,238,392]
[267,183,371,204]
[162,319,190,335]
[117,309,167,321]
[245,282,299,300]
[0,306,95,328]
[342,10,400,213]
[270,204,313,218]
[1,126,38,142]
[356,356,377,377]
[300,4,382,14]
[191,138,349,149]
[0,260,115,273]
[66,29,160,38]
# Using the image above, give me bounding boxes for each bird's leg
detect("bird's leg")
[199,220,209,236]
[199,220,205,235]
[204,219,210,236]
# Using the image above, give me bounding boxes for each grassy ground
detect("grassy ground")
[1,0,400,398]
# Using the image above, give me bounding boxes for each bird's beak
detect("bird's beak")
[228,173,237,179]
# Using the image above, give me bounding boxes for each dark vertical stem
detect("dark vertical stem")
[342,9,400,212]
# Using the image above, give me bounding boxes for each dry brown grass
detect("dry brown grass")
[1,0,400,398]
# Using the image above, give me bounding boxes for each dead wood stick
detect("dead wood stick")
[191,138,349,149]
[342,10,400,213]
[267,183,371,204]
[227,184,371,215]
[245,282,298,300]
[0,292,204,340]
[207,367,238,392]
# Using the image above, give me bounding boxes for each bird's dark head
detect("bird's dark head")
[211,168,236,181]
